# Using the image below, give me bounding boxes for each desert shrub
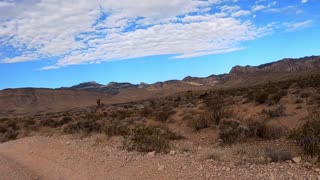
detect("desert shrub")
[109,109,133,120]
[295,97,303,104]
[219,119,248,144]
[103,120,129,137]
[149,124,183,140]
[290,113,320,160]
[140,106,153,118]
[203,97,235,125]
[188,114,209,131]
[254,92,269,104]
[0,120,20,142]
[63,120,102,134]
[153,108,176,122]
[270,90,287,104]
[0,129,19,142]
[40,116,72,128]
[248,120,286,140]
[124,126,170,152]
[21,119,36,128]
[265,148,293,162]
[261,105,285,118]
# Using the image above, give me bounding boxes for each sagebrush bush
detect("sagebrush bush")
[290,113,320,160]
[265,148,293,162]
[103,120,129,137]
[0,120,20,142]
[188,114,209,131]
[63,120,102,134]
[248,120,286,140]
[219,119,244,144]
[153,108,176,122]
[203,96,235,125]
[124,126,170,153]
[254,92,269,104]
[261,105,285,118]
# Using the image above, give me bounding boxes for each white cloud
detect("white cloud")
[285,20,313,31]
[0,0,273,68]
[231,10,251,17]
[301,0,308,4]
[252,1,277,12]
[252,5,267,11]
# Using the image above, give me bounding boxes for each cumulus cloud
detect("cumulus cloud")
[301,0,308,4]
[0,0,273,68]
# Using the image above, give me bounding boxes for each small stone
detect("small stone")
[226,167,231,171]
[303,162,312,169]
[315,168,320,172]
[158,165,165,171]
[317,175,320,180]
[66,141,71,145]
[33,176,39,180]
[169,150,176,155]
[146,151,156,157]
[292,156,302,163]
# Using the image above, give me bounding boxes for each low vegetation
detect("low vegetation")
[291,113,320,161]
[1,72,320,160]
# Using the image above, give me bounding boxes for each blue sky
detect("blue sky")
[0,0,319,89]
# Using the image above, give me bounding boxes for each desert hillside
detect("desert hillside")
[1,68,320,179]
[1,56,319,117]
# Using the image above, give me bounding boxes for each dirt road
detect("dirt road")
[0,136,319,180]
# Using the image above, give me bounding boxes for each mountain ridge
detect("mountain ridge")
[65,55,320,93]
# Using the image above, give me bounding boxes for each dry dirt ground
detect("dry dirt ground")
[0,135,320,180]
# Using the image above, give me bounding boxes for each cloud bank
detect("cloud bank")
[0,0,301,69]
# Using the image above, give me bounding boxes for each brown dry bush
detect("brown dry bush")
[261,105,285,118]
[103,120,129,137]
[218,119,249,144]
[203,96,235,125]
[0,119,20,142]
[290,113,320,160]
[153,108,176,122]
[248,120,287,140]
[124,126,170,153]
[187,114,209,131]
[254,92,269,104]
[63,120,102,134]
[264,148,293,162]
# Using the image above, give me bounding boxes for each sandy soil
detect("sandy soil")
[0,136,319,180]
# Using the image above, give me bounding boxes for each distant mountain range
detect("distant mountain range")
[63,55,320,94]
[1,55,319,117]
